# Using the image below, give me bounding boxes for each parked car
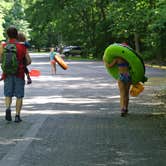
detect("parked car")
[62,46,82,57]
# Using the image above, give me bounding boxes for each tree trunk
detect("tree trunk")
[134,33,140,53]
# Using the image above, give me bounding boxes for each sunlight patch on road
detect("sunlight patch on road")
[106,95,119,99]
[137,101,164,106]
[67,61,98,65]
[31,75,84,82]
[29,53,49,56]
[0,137,42,145]
[66,82,118,89]
[24,95,109,104]
[22,110,85,115]
[151,112,166,116]
[31,62,49,65]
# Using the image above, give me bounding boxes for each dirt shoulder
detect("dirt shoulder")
[145,61,166,107]
[145,59,166,69]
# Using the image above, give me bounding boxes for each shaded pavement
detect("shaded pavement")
[0,53,166,166]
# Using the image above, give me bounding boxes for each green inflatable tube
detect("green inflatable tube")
[103,43,147,84]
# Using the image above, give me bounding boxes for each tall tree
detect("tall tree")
[25,0,165,60]
[25,0,61,49]
[107,0,152,52]
[3,0,31,39]
[0,0,12,40]
[147,0,166,58]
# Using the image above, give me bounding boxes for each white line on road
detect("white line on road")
[0,115,47,166]
[0,88,64,166]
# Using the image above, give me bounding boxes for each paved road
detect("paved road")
[0,53,166,166]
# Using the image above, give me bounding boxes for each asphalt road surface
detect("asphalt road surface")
[0,53,166,166]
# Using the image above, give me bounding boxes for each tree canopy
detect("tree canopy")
[0,0,166,60]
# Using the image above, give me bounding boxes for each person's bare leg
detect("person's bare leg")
[118,81,126,110]
[125,83,131,111]
[51,65,54,74]
[15,98,23,122]
[5,97,12,121]
[16,98,23,115]
[54,64,56,74]
[5,97,12,109]
[51,64,56,75]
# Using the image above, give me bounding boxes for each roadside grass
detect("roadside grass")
[65,54,101,61]
[67,56,98,61]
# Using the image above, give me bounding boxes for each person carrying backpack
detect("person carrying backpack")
[0,26,31,123]
[0,32,32,84]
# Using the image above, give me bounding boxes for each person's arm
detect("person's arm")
[105,59,117,68]
[24,41,31,48]
[25,50,31,65]
[49,52,52,61]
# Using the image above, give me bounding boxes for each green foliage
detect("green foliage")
[0,0,12,40]
[2,0,31,40]
[1,0,164,61]
[146,0,166,58]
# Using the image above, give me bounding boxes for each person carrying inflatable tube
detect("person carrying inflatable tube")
[103,43,148,117]
[104,55,131,117]
[49,47,68,74]
[49,47,58,75]
[104,43,147,84]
